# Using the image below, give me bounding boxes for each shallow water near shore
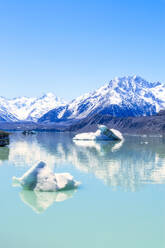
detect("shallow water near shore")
[0,132,165,248]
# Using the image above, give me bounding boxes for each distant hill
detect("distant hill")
[65,110,165,134]
[0,111,165,135]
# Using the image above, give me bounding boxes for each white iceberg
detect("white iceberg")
[13,161,80,191]
[73,125,123,141]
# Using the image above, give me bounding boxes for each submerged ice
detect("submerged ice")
[73,125,123,141]
[13,161,80,191]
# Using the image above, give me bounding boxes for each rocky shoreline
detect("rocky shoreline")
[0,110,165,135]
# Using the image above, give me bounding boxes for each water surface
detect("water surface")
[0,132,165,247]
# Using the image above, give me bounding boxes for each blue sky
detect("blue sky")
[0,0,165,100]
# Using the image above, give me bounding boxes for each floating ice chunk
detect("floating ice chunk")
[73,125,123,141]
[13,161,80,191]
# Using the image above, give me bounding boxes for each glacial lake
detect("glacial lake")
[0,132,165,248]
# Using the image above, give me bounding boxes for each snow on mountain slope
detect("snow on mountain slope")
[39,76,165,123]
[1,76,165,123]
[0,93,66,122]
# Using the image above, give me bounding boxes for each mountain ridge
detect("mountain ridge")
[0,75,165,123]
[38,75,165,123]
[0,93,66,122]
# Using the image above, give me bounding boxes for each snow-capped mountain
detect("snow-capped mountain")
[0,93,66,122]
[1,76,165,123]
[38,75,165,123]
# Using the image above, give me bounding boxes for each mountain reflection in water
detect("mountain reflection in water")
[0,146,9,163]
[9,132,165,192]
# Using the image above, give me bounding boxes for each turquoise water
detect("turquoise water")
[0,132,165,247]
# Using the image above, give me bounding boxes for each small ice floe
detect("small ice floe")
[13,161,80,191]
[22,130,36,135]
[73,125,123,141]
[140,141,148,145]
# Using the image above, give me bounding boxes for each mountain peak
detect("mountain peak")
[107,75,162,92]
[42,92,55,98]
